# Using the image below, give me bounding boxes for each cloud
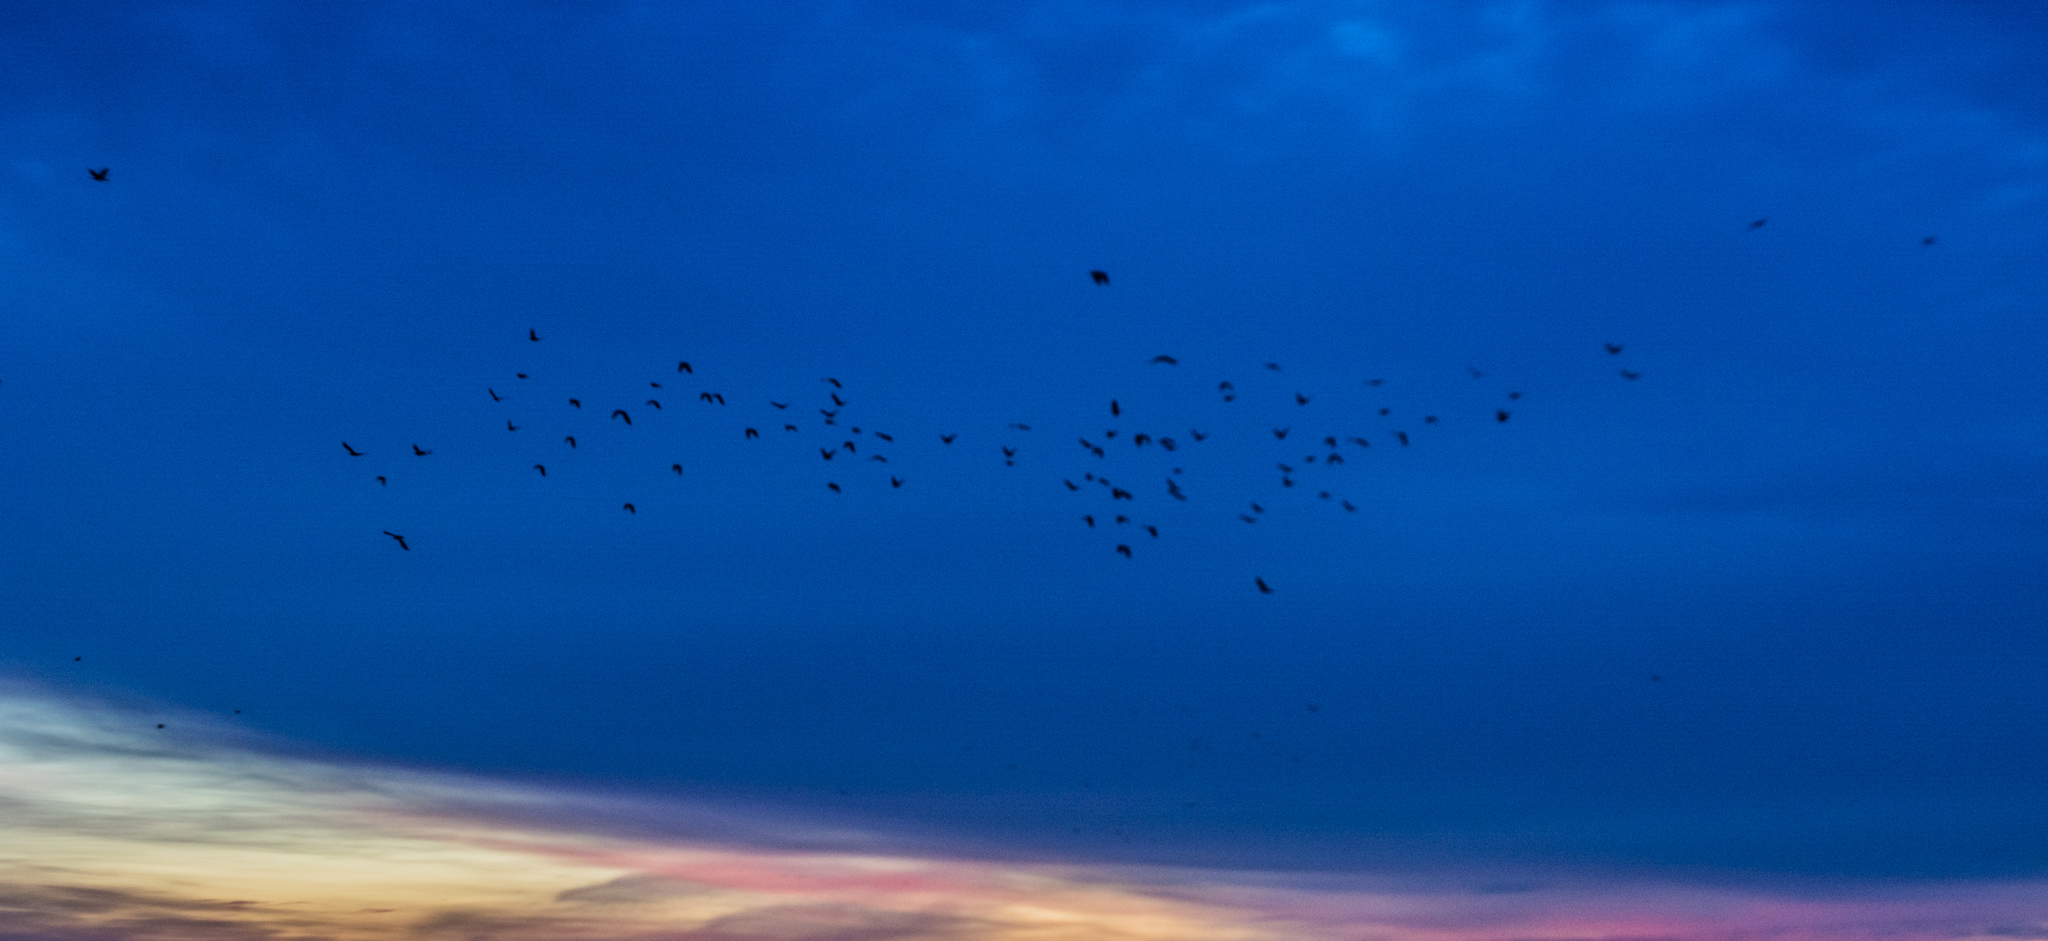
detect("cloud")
[0,681,2045,940]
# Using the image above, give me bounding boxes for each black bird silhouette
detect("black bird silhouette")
[1496,410,1510,423]
[412,444,432,456]
[941,434,956,444]
[612,410,631,425]
[623,503,635,514]
[1423,415,1437,424]
[1133,433,1150,447]
[569,398,581,408]
[1326,453,1344,465]
[770,401,789,409]
[564,436,577,448]
[842,440,858,454]
[1922,236,1937,246]
[1145,525,1158,538]
[1323,436,1337,447]
[832,393,847,406]
[1378,407,1390,416]
[1250,502,1264,513]
[343,442,363,456]
[784,424,797,432]
[1090,270,1110,285]
[1104,430,1117,438]
[821,448,836,460]
[890,476,903,488]
[827,482,841,493]
[1009,423,1033,431]
[89,167,109,180]
[1190,429,1208,442]
[1272,428,1289,440]
[1151,355,1178,365]
[1264,363,1281,372]
[1002,446,1017,458]
[1619,370,1642,380]
[1295,393,1310,405]
[650,382,661,388]
[1467,366,1485,378]
[1604,343,1624,355]
[1395,431,1409,446]
[1749,218,1768,229]
[1166,479,1186,501]
[1218,381,1234,392]
[671,464,682,474]
[383,531,409,551]
[1239,514,1257,523]
[1116,544,1132,558]
[1084,515,1095,528]
[1349,436,1369,447]
[874,432,893,442]
[646,399,661,409]
[678,362,693,373]
[1277,462,1294,473]
[1507,391,1522,400]
[1256,577,1273,594]
[534,465,546,476]
[1366,378,1383,386]
[822,378,844,390]
[488,388,502,402]
[1110,400,1120,416]
[745,428,759,439]
[517,373,529,378]
[1342,500,1356,512]
[1160,437,1177,451]
[1065,480,1080,491]
[1111,488,1133,500]
[820,408,838,420]
[507,421,519,431]
[712,393,725,404]
[376,476,387,486]
[1282,477,1295,487]
[529,329,541,342]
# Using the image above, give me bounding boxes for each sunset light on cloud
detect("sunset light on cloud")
[4,685,2044,941]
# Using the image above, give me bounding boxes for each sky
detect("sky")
[1,0,2046,935]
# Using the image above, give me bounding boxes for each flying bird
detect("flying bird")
[1166,479,1186,501]
[88,167,109,181]
[1133,433,1150,447]
[1190,429,1208,442]
[569,398,581,408]
[1342,500,1356,512]
[832,393,847,406]
[1749,218,1768,229]
[534,465,546,476]
[784,424,797,431]
[623,503,635,514]
[1090,270,1110,285]
[1111,488,1133,500]
[1159,437,1176,451]
[1378,407,1390,416]
[821,448,836,460]
[1295,393,1310,405]
[650,382,661,388]
[1272,428,1289,440]
[529,329,541,342]
[891,477,903,488]
[745,428,759,438]
[646,399,662,409]
[1395,431,1409,446]
[1365,378,1383,386]
[770,401,789,409]
[1619,370,1642,380]
[1065,480,1080,491]
[675,362,693,375]
[1239,514,1257,523]
[827,482,841,493]
[507,421,519,431]
[1009,423,1033,431]
[1496,410,1510,423]
[342,442,363,456]
[517,373,529,378]
[1150,355,1178,365]
[376,476,387,486]
[1250,502,1264,513]
[412,444,432,456]
[1264,363,1281,372]
[564,436,577,448]
[1922,235,1937,246]
[874,432,893,442]
[1116,544,1132,558]
[488,388,502,401]
[383,531,409,551]
[1002,446,1017,458]
[941,434,956,444]
[612,410,631,425]
[842,440,857,453]
[1507,392,1521,400]
[1110,400,1120,416]
[1604,343,1624,355]
[1144,525,1158,538]
[671,464,682,474]
[1084,515,1096,528]
[1255,577,1273,594]
[1348,436,1369,447]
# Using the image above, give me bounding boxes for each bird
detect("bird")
[1922,235,1937,246]
[873,432,893,442]
[1144,525,1158,538]
[1151,355,1178,365]
[827,482,841,493]
[646,399,661,409]
[1111,488,1133,500]
[1218,381,1234,392]
[1277,462,1294,473]
[1002,446,1017,458]
[678,362,692,373]
[1133,433,1151,447]
[1348,436,1369,447]
[745,428,759,439]
[820,408,838,420]
[1467,366,1485,378]
[1507,392,1522,400]
[564,436,577,448]
[1604,343,1624,355]
[1749,217,1768,229]
[832,393,847,406]
[770,401,789,409]
[1009,423,1033,431]
[1159,437,1177,451]
[1091,270,1110,285]
[529,329,541,342]
[488,388,502,401]
[1190,429,1209,442]
[1110,400,1120,416]
[1342,500,1356,512]
[412,444,432,456]
[1116,544,1132,557]
[1272,428,1289,440]
[623,503,635,514]
[1255,577,1273,594]
[1326,453,1344,465]
[1264,363,1281,372]
[534,465,546,476]
[1496,410,1510,423]
[376,476,387,486]
[842,440,858,453]
[1378,407,1390,416]
[383,531,409,551]
[1295,393,1310,405]
[1166,479,1186,501]
[611,410,631,425]
[1619,370,1642,380]
[569,398,581,409]
[784,424,798,432]
[821,448,837,460]
[1395,431,1409,446]
[825,377,843,389]
[342,442,363,456]
[649,382,662,388]
[1282,477,1295,488]
[941,434,956,444]
[507,421,519,431]
[1104,430,1117,438]
[1324,436,1337,447]
[671,464,682,474]
[1250,502,1264,513]
[88,167,109,181]
[1065,480,1080,491]
[1084,515,1095,528]
[890,476,903,488]
[1365,378,1383,386]
[516,373,529,378]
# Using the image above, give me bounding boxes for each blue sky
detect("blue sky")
[2,0,2046,904]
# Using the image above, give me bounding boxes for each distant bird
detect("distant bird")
[564,436,577,448]
[1090,270,1110,285]
[1604,343,1624,355]
[770,401,789,409]
[1002,446,1017,460]
[1250,502,1264,513]
[534,465,546,476]
[890,476,903,488]
[1326,453,1344,465]
[376,476,387,486]
[1922,235,1937,246]
[1219,381,1234,392]
[821,448,836,460]
[1467,366,1485,378]
[1255,577,1273,594]
[1507,391,1522,400]
[1264,363,1281,371]
[1272,428,1289,440]
[517,373,529,379]
[827,482,841,493]
[1342,500,1356,512]
[1150,355,1178,365]
[1133,433,1150,447]
[88,167,109,181]
[1115,514,1129,525]
[1144,525,1158,538]
[1365,378,1383,386]
[646,399,661,409]
[941,434,956,444]
[383,531,409,551]
[507,420,519,431]
[784,424,797,431]
[1084,515,1095,528]
[1116,544,1132,558]
[1065,480,1080,491]
[650,382,661,388]
[611,410,631,425]
[529,329,541,342]
[1282,477,1294,487]
[412,444,432,456]
[1324,436,1337,447]
[678,362,694,374]
[1239,514,1257,523]
[1159,437,1176,451]
[342,442,363,456]
[623,503,635,514]
[1348,436,1369,447]
[1190,429,1208,442]
[1104,430,1117,438]
[1277,462,1294,473]
[820,408,838,420]
[1295,393,1310,405]
[1319,491,1331,499]
[745,428,759,438]
[1166,479,1186,501]
[1378,407,1390,416]
[671,464,682,474]
[1009,423,1033,431]
[1111,488,1133,500]
[1109,399,1121,417]
[1395,431,1409,446]
[488,388,502,401]
[842,440,857,453]
[1619,369,1642,380]
[874,432,893,442]
[569,398,581,409]
[1496,410,1510,423]
[1749,217,1768,229]
[832,393,847,406]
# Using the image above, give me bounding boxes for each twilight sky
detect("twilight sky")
[2,0,2046,934]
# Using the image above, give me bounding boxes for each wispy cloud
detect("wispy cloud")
[1,682,2043,940]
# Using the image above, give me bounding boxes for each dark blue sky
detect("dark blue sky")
[2,0,2044,882]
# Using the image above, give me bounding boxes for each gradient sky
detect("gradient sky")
[2,0,2046,930]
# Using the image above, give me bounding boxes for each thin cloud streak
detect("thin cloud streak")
[1,683,2042,940]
